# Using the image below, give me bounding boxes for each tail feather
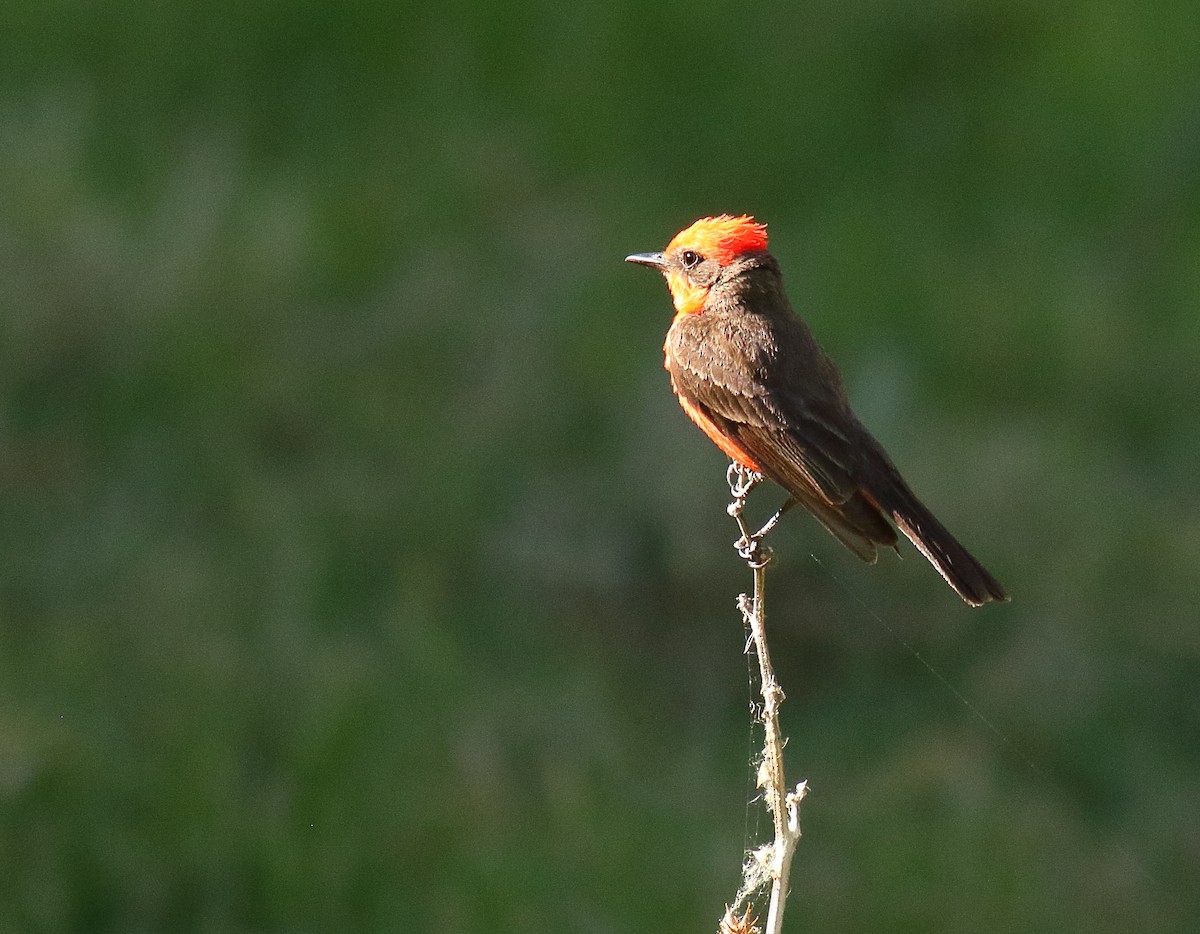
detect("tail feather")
[872,474,1009,606]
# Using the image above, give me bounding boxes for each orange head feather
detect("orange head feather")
[659,215,769,314]
[626,215,772,316]
[666,214,769,266]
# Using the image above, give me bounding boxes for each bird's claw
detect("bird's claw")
[726,463,763,502]
[735,534,774,568]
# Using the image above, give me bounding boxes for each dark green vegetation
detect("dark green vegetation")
[2,2,1197,930]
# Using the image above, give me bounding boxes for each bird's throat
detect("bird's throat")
[666,270,708,315]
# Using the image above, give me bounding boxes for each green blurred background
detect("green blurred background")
[2,1,1198,931]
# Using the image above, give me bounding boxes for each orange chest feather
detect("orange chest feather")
[664,343,762,472]
[675,391,762,471]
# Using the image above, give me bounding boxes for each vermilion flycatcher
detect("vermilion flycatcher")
[626,215,1008,606]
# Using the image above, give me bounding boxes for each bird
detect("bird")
[626,214,1008,606]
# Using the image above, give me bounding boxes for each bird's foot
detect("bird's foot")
[727,465,796,568]
[734,533,775,568]
[726,464,764,512]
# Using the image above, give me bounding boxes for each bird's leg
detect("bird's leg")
[727,464,791,568]
[753,496,798,541]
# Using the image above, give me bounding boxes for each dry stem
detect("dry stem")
[725,464,807,934]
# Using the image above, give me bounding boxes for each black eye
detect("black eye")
[680,250,702,269]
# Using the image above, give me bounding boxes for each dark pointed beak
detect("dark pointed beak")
[624,251,667,269]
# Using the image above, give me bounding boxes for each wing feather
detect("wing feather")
[666,321,898,555]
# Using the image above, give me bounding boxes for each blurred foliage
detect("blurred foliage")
[1,1,1198,931]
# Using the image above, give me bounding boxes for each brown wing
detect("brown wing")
[666,318,898,560]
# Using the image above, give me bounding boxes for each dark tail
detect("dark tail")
[873,473,1009,607]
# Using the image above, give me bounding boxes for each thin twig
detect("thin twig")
[725,464,807,934]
